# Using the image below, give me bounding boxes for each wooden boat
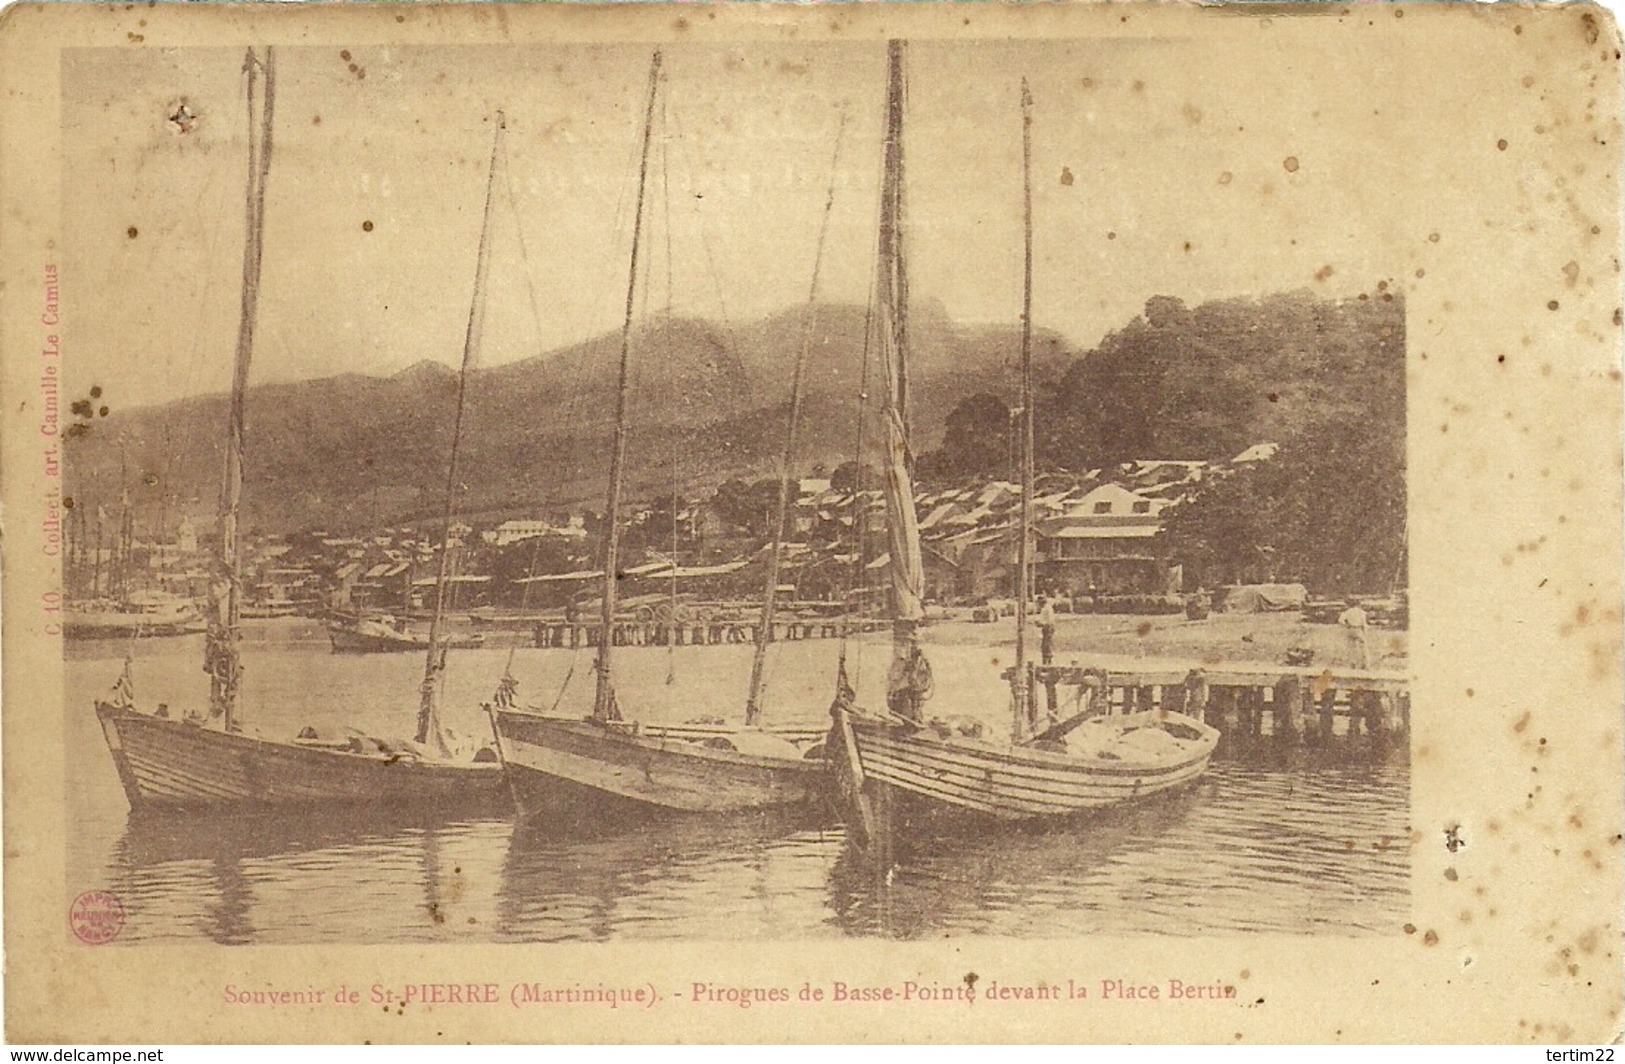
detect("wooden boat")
[95,701,502,811]
[826,45,1219,845]
[496,714,822,818]
[493,50,831,818]
[326,615,484,654]
[93,48,506,814]
[834,708,1217,827]
[66,596,204,639]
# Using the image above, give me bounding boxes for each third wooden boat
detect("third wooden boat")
[826,44,1219,846]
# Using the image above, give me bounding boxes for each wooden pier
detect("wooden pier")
[530,617,888,650]
[1022,660,1410,744]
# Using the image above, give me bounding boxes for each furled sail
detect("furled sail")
[875,40,931,722]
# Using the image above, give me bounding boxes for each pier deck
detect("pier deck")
[1017,657,1411,744]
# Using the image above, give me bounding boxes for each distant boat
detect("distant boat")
[239,598,303,619]
[492,51,827,819]
[825,45,1220,845]
[94,48,505,813]
[66,593,204,639]
[326,614,484,654]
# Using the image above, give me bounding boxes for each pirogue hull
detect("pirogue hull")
[493,710,823,819]
[326,624,483,654]
[95,702,507,812]
[836,709,1219,828]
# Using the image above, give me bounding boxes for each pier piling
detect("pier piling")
[1017,660,1409,754]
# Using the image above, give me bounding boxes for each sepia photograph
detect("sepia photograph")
[58,34,1409,946]
[3,1,1618,1044]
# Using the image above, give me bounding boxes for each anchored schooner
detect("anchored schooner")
[826,43,1220,843]
[93,48,506,811]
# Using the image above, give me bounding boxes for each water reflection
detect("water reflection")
[826,787,1199,939]
[112,805,488,867]
[72,633,1409,944]
[107,809,514,945]
[88,756,1406,943]
[497,808,841,942]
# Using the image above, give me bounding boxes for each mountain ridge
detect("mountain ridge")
[62,289,1402,537]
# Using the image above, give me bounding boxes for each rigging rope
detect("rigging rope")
[534,140,643,717]
[837,274,880,696]
[659,92,680,688]
[501,134,553,400]
[748,111,851,721]
[668,108,740,338]
[488,113,631,716]
[513,84,651,719]
[835,113,891,701]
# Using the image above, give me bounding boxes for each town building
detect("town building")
[1035,483,1181,597]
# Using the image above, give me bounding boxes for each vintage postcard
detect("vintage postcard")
[1,0,1619,1044]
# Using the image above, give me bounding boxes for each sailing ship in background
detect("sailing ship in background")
[65,486,205,638]
[66,591,204,639]
[827,43,1219,844]
[491,50,830,821]
[93,47,506,812]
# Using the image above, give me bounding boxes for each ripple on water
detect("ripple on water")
[71,637,1409,943]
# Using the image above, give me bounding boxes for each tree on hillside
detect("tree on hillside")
[477,535,579,587]
[830,460,880,493]
[1039,296,1267,469]
[917,393,1012,483]
[1161,408,1406,594]
[708,478,782,539]
[1036,290,1404,473]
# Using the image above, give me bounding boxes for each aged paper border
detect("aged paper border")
[2,1,1621,1043]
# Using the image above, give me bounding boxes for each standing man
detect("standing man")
[1037,594,1057,665]
[1339,601,1370,669]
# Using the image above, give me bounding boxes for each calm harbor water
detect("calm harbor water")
[67,619,1409,944]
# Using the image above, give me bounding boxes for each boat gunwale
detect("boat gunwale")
[861,758,1211,818]
[96,701,505,778]
[845,708,1220,776]
[855,738,1214,797]
[494,709,824,773]
[858,744,1213,811]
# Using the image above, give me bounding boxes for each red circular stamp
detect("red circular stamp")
[69,890,125,945]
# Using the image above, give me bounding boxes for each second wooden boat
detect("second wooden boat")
[492,50,834,820]
[495,713,822,819]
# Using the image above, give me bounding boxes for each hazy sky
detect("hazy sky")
[62,37,1405,408]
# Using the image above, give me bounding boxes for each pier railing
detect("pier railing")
[1008,661,1411,743]
[530,617,889,649]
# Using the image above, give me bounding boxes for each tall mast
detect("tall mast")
[207,46,275,732]
[594,50,663,724]
[93,503,103,598]
[114,449,129,599]
[744,121,847,727]
[1013,79,1036,739]
[877,39,929,719]
[416,113,506,752]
